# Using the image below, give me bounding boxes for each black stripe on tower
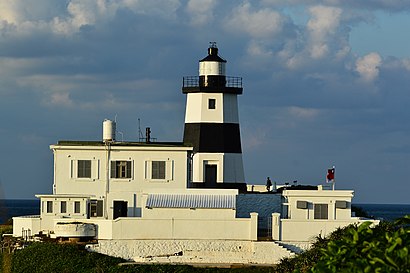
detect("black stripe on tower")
[183,123,242,153]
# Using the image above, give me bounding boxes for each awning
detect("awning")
[146,194,236,209]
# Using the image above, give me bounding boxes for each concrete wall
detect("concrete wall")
[88,239,294,265]
[12,216,41,237]
[276,218,378,242]
[51,212,258,241]
[142,207,236,220]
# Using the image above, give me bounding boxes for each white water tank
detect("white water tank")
[103,119,116,142]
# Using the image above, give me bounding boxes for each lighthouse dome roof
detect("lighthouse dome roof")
[200,44,227,63]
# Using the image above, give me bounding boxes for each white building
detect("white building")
[13,44,377,265]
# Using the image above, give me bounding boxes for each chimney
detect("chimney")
[146,127,151,143]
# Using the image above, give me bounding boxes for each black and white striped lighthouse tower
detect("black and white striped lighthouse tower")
[182,43,246,191]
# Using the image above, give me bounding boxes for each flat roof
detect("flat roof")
[56,140,189,148]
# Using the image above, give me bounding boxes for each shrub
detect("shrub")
[310,216,410,273]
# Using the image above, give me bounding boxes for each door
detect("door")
[113,200,128,219]
[205,164,217,186]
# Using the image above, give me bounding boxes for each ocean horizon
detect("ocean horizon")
[1,199,410,224]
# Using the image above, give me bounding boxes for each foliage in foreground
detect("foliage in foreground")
[274,216,410,273]
[310,216,410,273]
[11,242,124,273]
[273,224,353,273]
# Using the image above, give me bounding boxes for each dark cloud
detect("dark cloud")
[0,0,409,203]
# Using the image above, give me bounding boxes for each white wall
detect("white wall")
[12,216,41,237]
[184,93,240,124]
[89,239,294,265]
[192,153,224,183]
[282,188,354,220]
[185,93,223,123]
[53,213,258,241]
[51,145,191,219]
[142,207,236,220]
[278,218,378,242]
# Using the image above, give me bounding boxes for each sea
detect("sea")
[0,200,410,224]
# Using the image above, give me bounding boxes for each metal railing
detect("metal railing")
[183,76,243,88]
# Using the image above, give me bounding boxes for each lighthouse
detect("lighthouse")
[182,43,246,191]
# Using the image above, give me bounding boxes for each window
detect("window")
[46,201,53,213]
[61,201,67,213]
[152,161,166,179]
[77,160,91,178]
[314,204,328,219]
[74,201,81,214]
[89,200,104,217]
[297,201,308,209]
[335,201,348,209]
[208,98,216,109]
[111,161,132,179]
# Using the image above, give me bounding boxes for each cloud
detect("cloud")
[49,92,73,107]
[307,5,342,59]
[261,0,410,11]
[355,52,382,82]
[225,2,286,39]
[186,0,216,26]
[288,106,320,120]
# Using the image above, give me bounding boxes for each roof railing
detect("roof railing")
[183,76,242,88]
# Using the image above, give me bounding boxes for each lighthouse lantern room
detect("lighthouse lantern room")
[182,43,246,191]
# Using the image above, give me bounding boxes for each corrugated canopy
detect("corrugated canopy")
[146,194,236,209]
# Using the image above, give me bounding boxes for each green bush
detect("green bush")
[11,242,124,273]
[0,225,12,239]
[310,217,410,273]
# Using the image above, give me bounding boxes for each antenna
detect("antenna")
[117,131,124,142]
[138,118,144,142]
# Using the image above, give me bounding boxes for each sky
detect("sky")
[0,0,410,204]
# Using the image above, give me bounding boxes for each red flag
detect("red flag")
[326,167,335,182]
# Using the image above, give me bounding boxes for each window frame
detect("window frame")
[111,160,132,179]
[151,161,166,180]
[208,98,216,109]
[77,160,92,178]
[74,201,81,214]
[46,201,53,214]
[89,200,104,217]
[60,201,67,213]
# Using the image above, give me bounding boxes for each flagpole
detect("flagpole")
[332,166,335,190]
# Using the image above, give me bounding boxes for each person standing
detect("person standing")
[266,177,272,191]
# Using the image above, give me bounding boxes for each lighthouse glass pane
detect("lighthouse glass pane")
[152,161,166,179]
[78,160,91,178]
[314,204,328,219]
